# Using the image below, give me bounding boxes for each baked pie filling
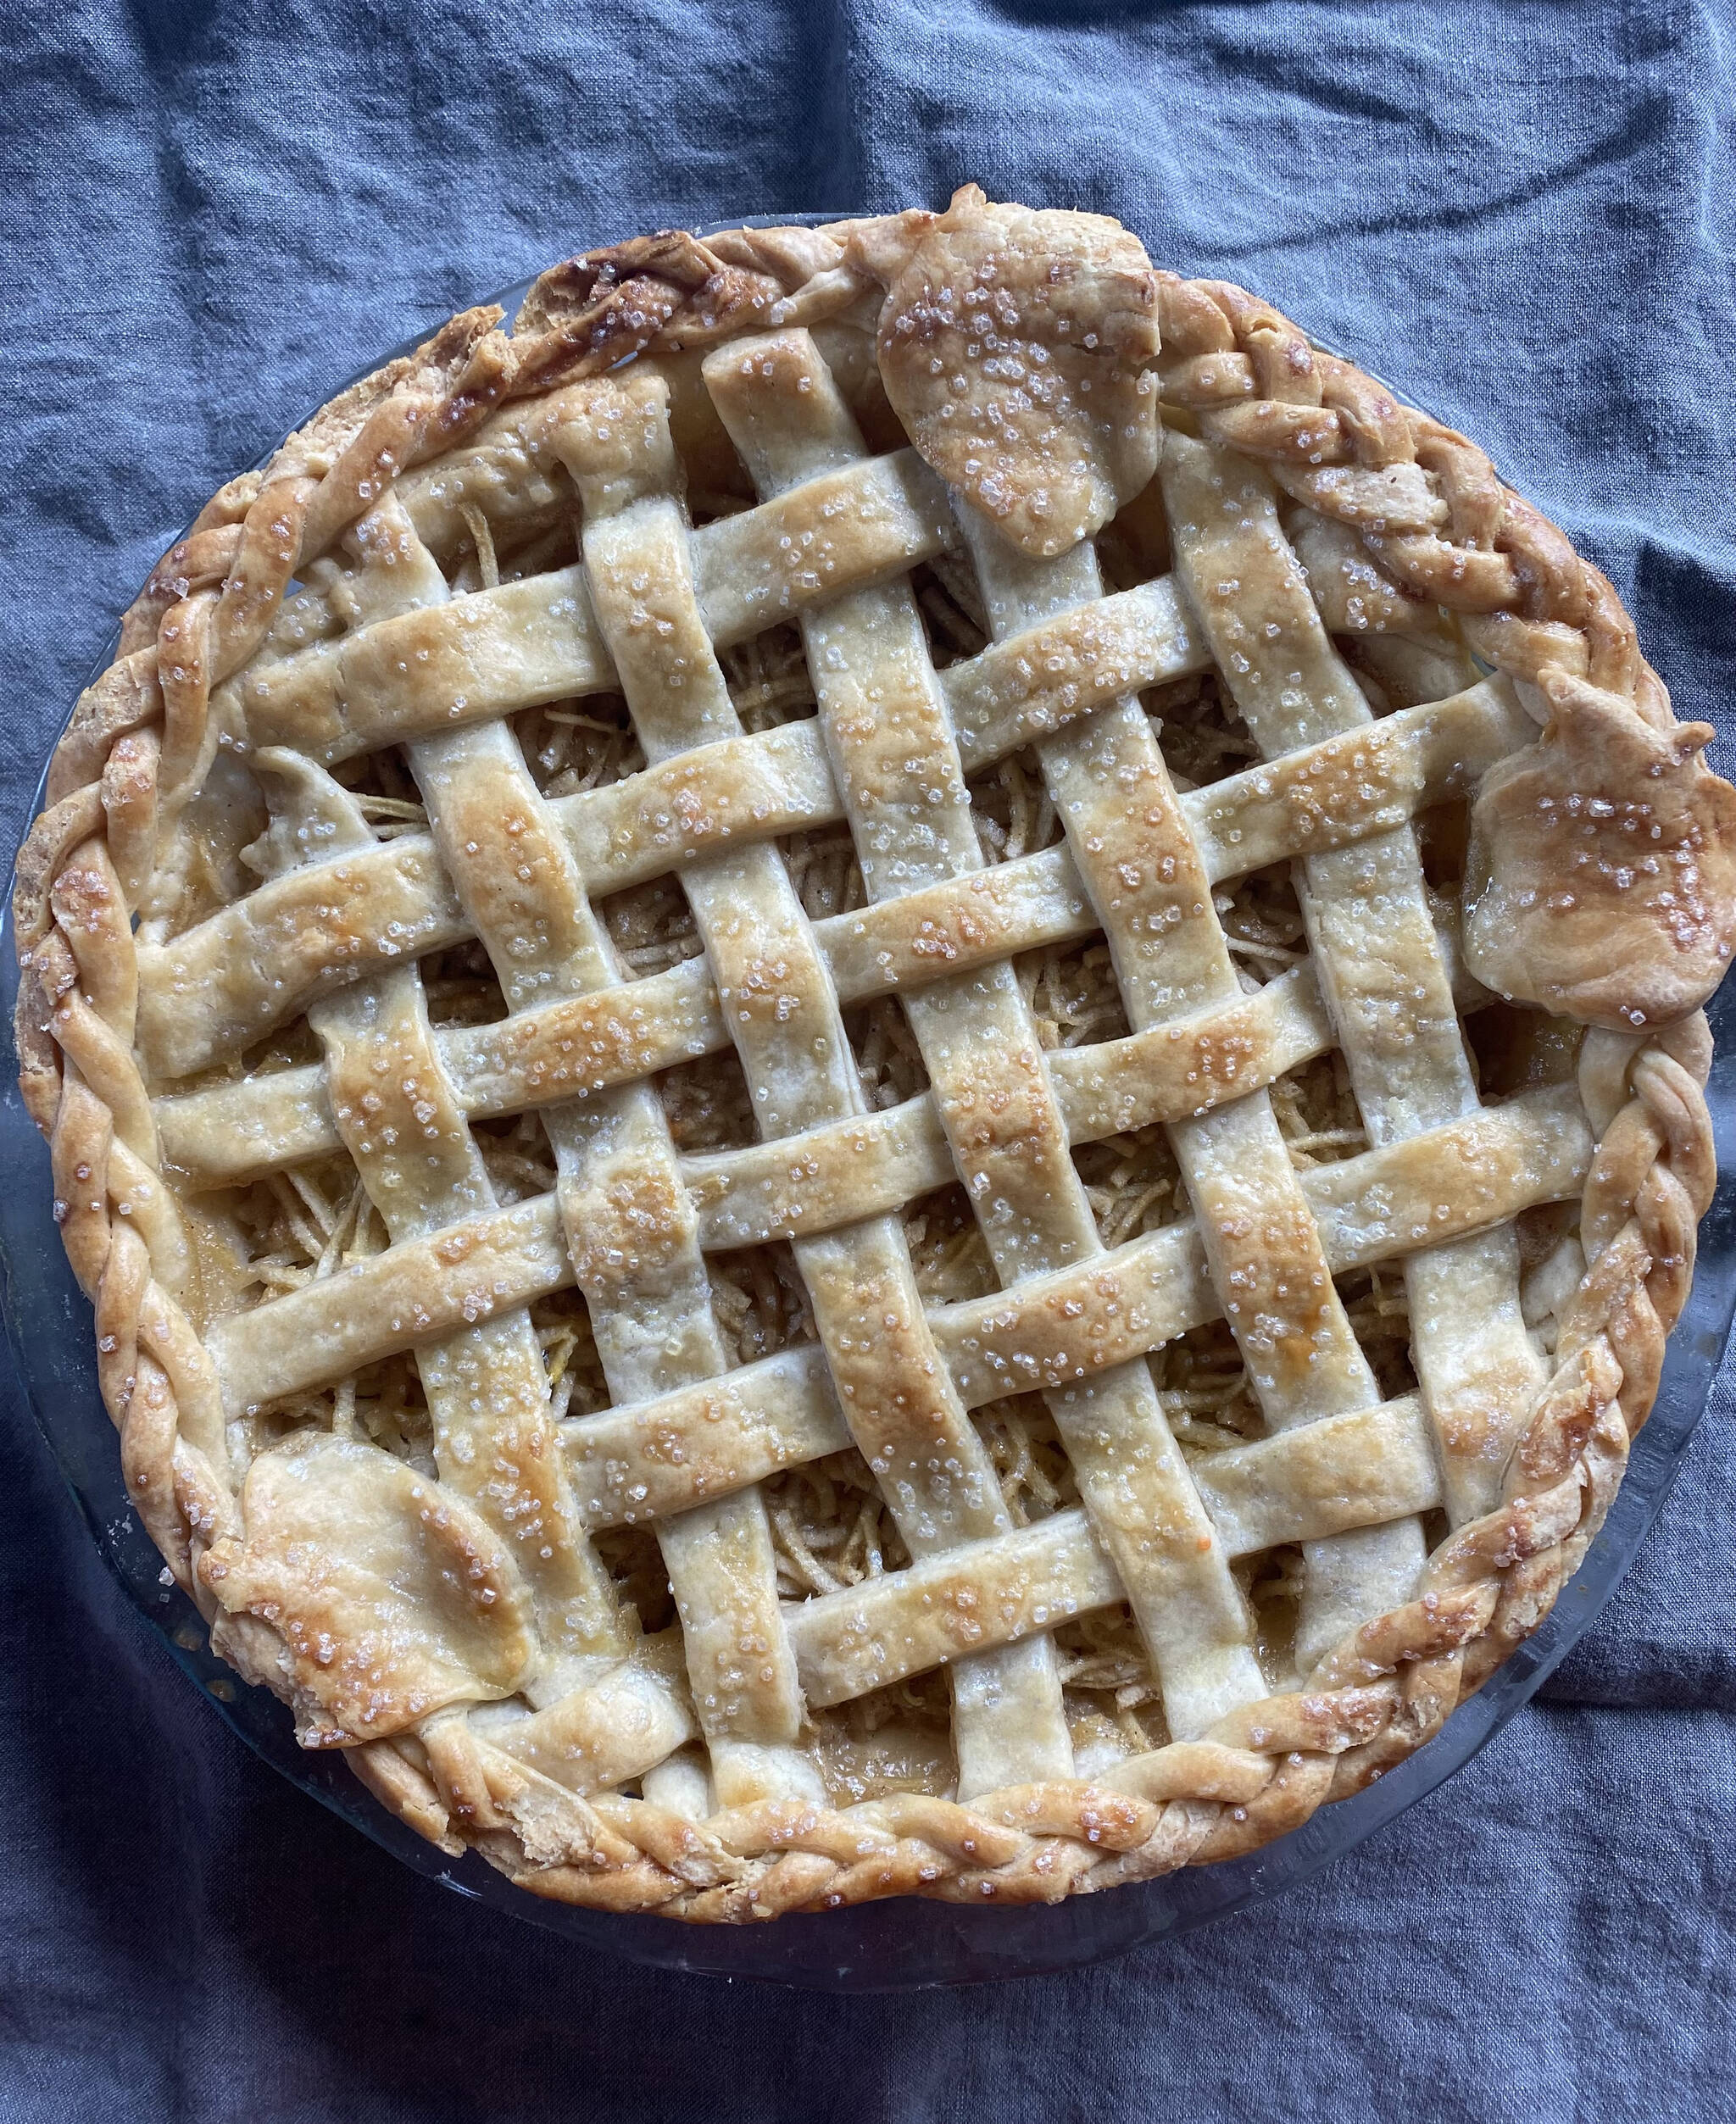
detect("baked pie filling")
[16,188,1736,1918]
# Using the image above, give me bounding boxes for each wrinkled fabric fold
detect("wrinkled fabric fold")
[3,2,1734,2116]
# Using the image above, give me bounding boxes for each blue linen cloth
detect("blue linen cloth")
[3,3,1733,2116]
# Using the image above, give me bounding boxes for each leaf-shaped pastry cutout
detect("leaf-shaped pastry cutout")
[858,185,1161,558]
[198,1434,534,1743]
[1463,670,1736,1028]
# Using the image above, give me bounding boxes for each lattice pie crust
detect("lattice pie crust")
[16,190,1736,1921]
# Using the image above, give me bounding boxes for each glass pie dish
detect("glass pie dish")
[8,215,1733,1986]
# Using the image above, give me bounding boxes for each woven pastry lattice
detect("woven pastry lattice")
[14,192,1734,1920]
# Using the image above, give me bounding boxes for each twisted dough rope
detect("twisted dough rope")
[8,235,1726,1916]
[1153,274,1655,707]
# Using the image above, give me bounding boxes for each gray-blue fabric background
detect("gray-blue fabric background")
[3,3,1733,2117]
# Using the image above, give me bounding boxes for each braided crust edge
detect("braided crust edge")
[10,214,1726,1921]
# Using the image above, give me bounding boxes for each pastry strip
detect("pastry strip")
[787,1388,1440,1705]
[264,763,631,1707]
[164,959,1335,1232]
[236,450,956,760]
[955,483,1402,1683]
[249,529,629,1708]
[1165,436,1548,1542]
[706,329,1266,1738]
[209,1081,1591,1424]
[138,678,1523,1079]
[554,375,1075,1796]
[356,498,816,1809]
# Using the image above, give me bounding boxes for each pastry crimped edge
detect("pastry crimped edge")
[12,189,1732,1920]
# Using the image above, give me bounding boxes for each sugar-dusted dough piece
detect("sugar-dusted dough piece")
[1464,667,1736,1029]
[857,185,1161,557]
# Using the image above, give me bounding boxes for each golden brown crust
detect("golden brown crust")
[200,1433,537,1745]
[14,190,1735,1920]
[1155,272,1645,690]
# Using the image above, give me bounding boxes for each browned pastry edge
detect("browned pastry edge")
[9,198,1728,1920]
